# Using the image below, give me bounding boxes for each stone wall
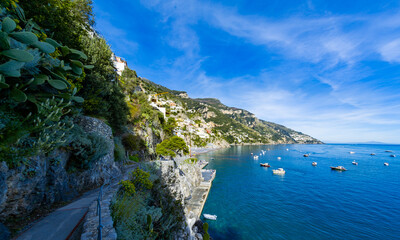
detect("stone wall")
[160,159,205,239]
[80,186,117,240]
[0,116,121,222]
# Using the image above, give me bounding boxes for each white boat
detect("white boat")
[384,162,389,166]
[254,155,259,160]
[277,157,281,160]
[286,148,289,151]
[203,214,217,220]
[349,151,355,154]
[352,161,358,165]
[312,162,317,166]
[273,168,286,175]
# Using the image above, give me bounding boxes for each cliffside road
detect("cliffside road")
[14,189,100,240]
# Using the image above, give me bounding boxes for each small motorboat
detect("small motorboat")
[286,148,289,151]
[349,151,355,154]
[330,166,347,171]
[303,154,309,157]
[251,153,254,155]
[312,162,317,166]
[384,162,389,166]
[254,155,259,160]
[352,161,358,165]
[385,150,393,153]
[370,153,376,156]
[272,168,286,175]
[260,163,271,167]
[203,214,217,220]
[390,154,396,157]
[277,157,281,160]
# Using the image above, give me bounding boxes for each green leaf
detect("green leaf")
[0,81,9,88]
[33,74,48,85]
[2,17,16,33]
[11,88,27,102]
[47,79,67,90]
[45,38,61,48]
[0,32,10,50]
[84,65,94,69]
[72,87,77,95]
[70,60,83,68]
[71,96,84,103]
[1,49,34,62]
[69,49,87,60]
[61,46,70,56]
[15,5,26,22]
[32,41,55,54]
[0,60,24,77]
[9,32,38,44]
[71,64,82,75]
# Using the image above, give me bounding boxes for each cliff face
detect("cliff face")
[0,116,121,222]
[190,98,322,144]
[160,159,204,239]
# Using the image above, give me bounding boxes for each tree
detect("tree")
[156,136,189,157]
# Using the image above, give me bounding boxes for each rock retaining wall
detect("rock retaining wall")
[0,116,121,222]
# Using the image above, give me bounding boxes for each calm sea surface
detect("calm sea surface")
[197,144,400,240]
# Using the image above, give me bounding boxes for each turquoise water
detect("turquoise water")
[197,144,400,240]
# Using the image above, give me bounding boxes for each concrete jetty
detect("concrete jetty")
[186,166,216,219]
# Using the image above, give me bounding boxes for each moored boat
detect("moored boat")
[370,153,376,156]
[277,157,281,160]
[260,163,271,167]
[312,162,317,166]
[303,154,309,157]
[349,151,355,154]
[272,168,286,175]
[330,166,347,171]
[384,162,389,166]
[352,161,358,165]
[203,214,217,220]
[385,150,393,153]
[390,154,396,157]
[254,155,259,160]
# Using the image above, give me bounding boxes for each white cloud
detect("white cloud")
[133,0,400,143]
[379,39,400,63]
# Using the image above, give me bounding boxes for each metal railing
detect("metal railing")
[96,169,117,240]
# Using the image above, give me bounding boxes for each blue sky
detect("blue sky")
[93,0,400,143]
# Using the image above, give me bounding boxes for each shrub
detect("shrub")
[65,125,109,170]
[130,167,153,190]
[118,180,136,196]
[203,222,210,240]
[114,137,126,162]
[129,154,139,162]
[184,158,198,165]
[122,134,146,151]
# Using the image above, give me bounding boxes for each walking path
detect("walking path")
[15,189,99,240]
[14,165,136,240]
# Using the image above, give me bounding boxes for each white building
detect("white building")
[112,54,127,76]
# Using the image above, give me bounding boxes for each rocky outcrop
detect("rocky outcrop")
[160,159,207,239]
[0,116,121,222]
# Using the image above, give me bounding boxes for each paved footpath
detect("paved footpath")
[14,188,100,240]
[14,165,137,240]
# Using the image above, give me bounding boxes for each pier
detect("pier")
[186,163,216,219]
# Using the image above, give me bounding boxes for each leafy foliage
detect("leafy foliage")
[156,136,189,157]
[122,134,146,152]
[65,125,109,170]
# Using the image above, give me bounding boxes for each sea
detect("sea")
[197,144,400,240]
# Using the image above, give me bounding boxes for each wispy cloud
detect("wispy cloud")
[98,0,400,143]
